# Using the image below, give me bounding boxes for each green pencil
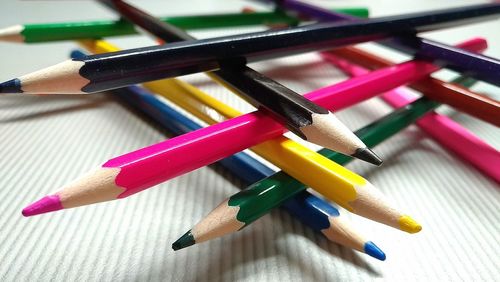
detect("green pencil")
[171,77,477,251]
[0,8,368,43]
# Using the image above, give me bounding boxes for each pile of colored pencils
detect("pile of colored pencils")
[1,0,499,262]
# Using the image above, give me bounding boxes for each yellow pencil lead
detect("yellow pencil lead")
[399,215,422,234]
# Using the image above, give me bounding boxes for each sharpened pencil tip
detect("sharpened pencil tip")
[172,230,195,251]
[22,195,63,217]
[0,78,23,94]
[399,215,422,234]
[351,148,383,166]
[364,241,386,261]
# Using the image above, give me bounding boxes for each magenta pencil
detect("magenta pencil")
[22,37,486,216]
[324,53,500,183]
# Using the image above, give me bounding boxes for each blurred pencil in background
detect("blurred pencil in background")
[273,0,500,87]
[322,49,500,183]
[0,7,368,43]
[325,47,500,126]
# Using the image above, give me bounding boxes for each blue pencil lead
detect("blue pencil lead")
[0,78,23,93]
[364,241,387,261]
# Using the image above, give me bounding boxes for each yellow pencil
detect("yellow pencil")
[77,39,420,233]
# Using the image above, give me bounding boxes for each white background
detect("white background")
[0,1,498,281]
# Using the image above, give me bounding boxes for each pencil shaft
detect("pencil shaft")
[276,0,500,87]
[13,8,368,43]
[110,88,275,184]
[327,47,500,126]
[208,67,326,137]
[67,3,499,93]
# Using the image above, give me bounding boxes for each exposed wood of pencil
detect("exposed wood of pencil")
[172,199,386,261]
[0,24,24,42]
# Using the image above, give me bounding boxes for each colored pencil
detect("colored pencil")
[2,3,499,94]
[274,0,500,87]
[75,38,416,234]
[23,39,421,235]
[173,90,464,250]
[77,39,415,234]
[322,47,500,126]
[70,49,385,260]
[21,37,484,219]
[0,8,368,43]
[99,0,380,164]
[323,52,500,183]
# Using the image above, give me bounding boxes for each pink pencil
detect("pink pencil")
[323,51,500,183]
[22,38,486,216]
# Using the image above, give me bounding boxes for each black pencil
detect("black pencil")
[97,0,381,164]
[1,3,498,95]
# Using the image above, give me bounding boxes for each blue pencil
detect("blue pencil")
[70,49,386,261]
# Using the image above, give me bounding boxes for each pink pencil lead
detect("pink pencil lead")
[22,195,63,217]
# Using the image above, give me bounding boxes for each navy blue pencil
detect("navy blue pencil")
[274,0,500,87]
[3,3,499,94]
[71,49,386,260]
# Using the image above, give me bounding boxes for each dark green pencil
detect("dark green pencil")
[0,8,368,43]
[171,76,476,251]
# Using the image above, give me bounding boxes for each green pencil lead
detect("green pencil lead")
[172,230,195,251]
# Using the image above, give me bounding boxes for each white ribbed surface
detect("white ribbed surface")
[0,1,499,281]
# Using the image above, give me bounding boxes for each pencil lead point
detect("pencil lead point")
[351,147,383,166]
[22,195,63,217]
[172,230,195,251]
[399,215,422,234]
[0,78,23,94]
[364,241,386,261]
[70,50,87,60]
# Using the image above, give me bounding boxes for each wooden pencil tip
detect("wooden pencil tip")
[22,195,63,217]
[172,230,195,251]
[0,25,24,43]
[0,78,23,94]
[301,112,381,164]
[351,147,383,166]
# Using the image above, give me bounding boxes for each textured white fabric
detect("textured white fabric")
[0,1,499,281]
